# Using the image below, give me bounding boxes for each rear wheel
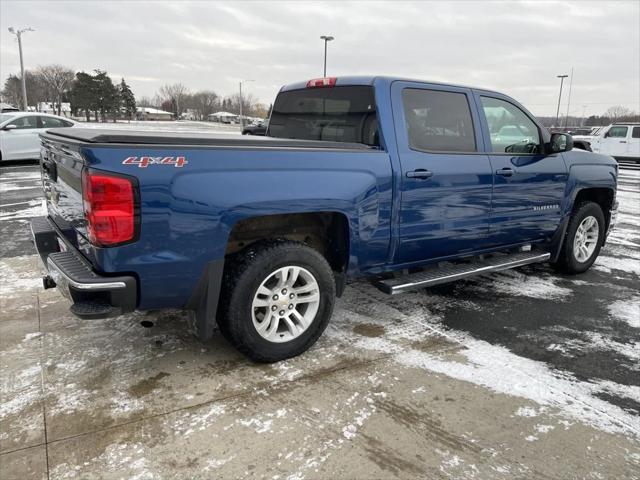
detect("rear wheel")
[217,241,335,362]
[554,201,605,273]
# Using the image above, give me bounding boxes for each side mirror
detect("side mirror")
[2,124,17,131]
[547,132,574,154]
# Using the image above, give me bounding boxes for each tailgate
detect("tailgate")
[39,135,87,249]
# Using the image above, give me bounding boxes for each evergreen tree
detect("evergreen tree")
[92,70,119,122]
[119,78,136,121]
[70,72,96,121]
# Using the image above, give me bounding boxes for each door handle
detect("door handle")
[620,141,627,143]
[406,169,433,179]
[496,168,514,177]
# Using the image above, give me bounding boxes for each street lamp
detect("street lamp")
[239,79,254,129]
[8,26,34,111]
[555,74,568,127]
[564,67,574,128]
[320,35,334,77]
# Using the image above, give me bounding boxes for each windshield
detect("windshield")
[268,86,379,146]
[0,113,17,123]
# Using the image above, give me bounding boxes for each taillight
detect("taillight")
[82,169,138,246]
[306,77,337,88]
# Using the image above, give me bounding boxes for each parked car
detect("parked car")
[587,123,640,162]
[1,103,20,113]
[0,112,75,161]
[242,120,268,136]
[32,76,618,362]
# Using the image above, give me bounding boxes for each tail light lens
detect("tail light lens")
[306,77,337,88]
[82,169,139,246]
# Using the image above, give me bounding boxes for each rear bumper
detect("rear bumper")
[30,216,137,319]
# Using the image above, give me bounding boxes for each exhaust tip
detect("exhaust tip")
[42,275,56,289]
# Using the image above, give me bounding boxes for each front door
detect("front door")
[475,93,568,246]
[391,82,493,264]
[1,115,41,160]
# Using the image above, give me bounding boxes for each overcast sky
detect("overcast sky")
[1,0,638,116]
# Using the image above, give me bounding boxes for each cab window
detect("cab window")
[402,88,476,152]
[269,86,378,146]
[7,116,39,129]
[632,127,640,139]
[607,126,628,138]
[480,97,541,154]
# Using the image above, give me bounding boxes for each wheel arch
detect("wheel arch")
[225,211,351,282]
[550,185,616,263]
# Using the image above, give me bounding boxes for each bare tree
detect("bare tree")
[226,92,258,116]
[159,83,189,118]
[37,64,75,115]
[190,90,219,120]
[2,70,48,110]
[604,106,632,121]
[137,96,153,108]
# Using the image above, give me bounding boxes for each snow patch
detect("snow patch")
[488,270,572,300]
[0,204,46,221]
[608,298,640,328]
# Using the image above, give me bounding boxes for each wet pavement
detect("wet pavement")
[1,160,639,479]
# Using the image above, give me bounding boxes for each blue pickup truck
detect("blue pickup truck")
[31,76,618,362]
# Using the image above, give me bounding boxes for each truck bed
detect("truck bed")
[43,128,375,150]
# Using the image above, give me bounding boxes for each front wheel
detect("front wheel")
[554,201,605,274]
[217,241,335,362]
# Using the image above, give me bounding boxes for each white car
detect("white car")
[0,112,75,161]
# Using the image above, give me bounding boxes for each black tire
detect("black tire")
[217,240,335,362]
[554,201,605,274]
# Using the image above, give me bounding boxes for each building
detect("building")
[181,109,199,121]
[208,111,238,124]
[36,102,71,117]
[136,107,173,121]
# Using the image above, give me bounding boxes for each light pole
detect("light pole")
[239,79,254,129]
[8,27,34,111]
[555,74,568,127]
[564,67,574,127]
[320,35,334,77]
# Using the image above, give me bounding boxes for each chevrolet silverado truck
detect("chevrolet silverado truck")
[31,76,618,362]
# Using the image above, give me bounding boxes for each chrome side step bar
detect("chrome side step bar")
[375,251,551,295]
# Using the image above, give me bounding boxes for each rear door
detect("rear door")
[391,81,493,264]
[599,125,630,157]
[474,92,567,246]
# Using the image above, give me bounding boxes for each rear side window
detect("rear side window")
[480,96,541,154]
[632,127,640,138]
[41,116,71,128]
[608,126,628,138]
[402,89,476,153]
[268,86,378,146]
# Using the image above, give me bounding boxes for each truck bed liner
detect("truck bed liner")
[42,128,375,150]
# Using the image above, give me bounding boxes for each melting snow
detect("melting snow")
[608,298,640,328]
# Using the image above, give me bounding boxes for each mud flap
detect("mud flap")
[188,259,225,342]
[548,216,570,263]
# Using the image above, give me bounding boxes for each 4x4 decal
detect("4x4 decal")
[122,156,188,168]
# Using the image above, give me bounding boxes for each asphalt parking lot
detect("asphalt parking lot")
[1,158,639,479]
